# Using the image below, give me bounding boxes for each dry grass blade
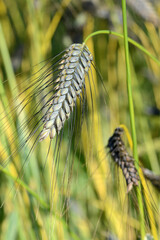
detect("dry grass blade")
[107,127,140,193]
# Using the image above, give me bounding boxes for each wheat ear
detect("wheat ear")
[107,127,140,193]
[39,43,93,141]
[0,43,93,168]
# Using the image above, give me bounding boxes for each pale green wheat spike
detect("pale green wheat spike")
[39,43,93,141]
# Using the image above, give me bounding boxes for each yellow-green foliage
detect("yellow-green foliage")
[0,0,160,239]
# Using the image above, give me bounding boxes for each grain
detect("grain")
[107,127,139,193]
[39,43,93,141]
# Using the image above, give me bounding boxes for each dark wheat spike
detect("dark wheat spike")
[39,43,93,141]
[107,127,140,193]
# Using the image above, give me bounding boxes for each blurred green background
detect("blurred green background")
[0,0,160,239]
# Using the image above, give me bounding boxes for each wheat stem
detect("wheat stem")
[84,30,160,66]
[121,0,145,238]
[84,15,147,240]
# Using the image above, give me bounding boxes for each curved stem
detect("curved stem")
[84,7,147,240]
[84,30,160,66]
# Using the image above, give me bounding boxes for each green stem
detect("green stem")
[121,0,145,238]
[84,30,160,66]
[84,6,147,240]
[0,165,49,210]
[0,22,18,97]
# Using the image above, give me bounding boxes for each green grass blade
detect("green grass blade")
[0,22,18,96]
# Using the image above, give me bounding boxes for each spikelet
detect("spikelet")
[107,127,139,193]
[39,43,93,141]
